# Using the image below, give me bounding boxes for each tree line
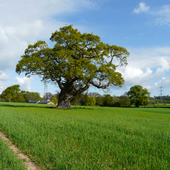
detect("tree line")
[71,92,131,107]
[155,95,170,101]
[0,84,130,107]
[0,84,58,104]
[1,84,159,107]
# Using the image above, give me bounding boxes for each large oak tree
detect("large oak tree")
[16,25,129,109]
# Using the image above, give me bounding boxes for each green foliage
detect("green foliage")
[0,103,170,169]
[103,95,120,107]
[127,85,150,107]
[71,93,121,107]
[85,96,96,106]
[164,100,167,105]
[16,93,25,103]
[103,95,113,106]
[1,85,20,102]
[16,25,129,109]
[51,97,58,104]
[112,100,121,107]
[95,96,104,106]
[25,92,42,101]
[155,95,170,101]
[1,85,42,103]
[120,95,130,107]
[71,93,86,105]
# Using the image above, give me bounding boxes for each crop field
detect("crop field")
[0,136,26,170]
[0,102,170,169]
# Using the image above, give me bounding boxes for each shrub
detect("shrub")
[85,96,96,106]
[120,96,130,107]
[95,96,104,106]
[51,97,58,104]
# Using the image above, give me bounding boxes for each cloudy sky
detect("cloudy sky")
[0,0,170,97]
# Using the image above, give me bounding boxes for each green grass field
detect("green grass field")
[0,102,170,169]
[0,137,26,170]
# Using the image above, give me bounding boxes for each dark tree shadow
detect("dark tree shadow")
[0,103,95,110]
[0,103,53,109]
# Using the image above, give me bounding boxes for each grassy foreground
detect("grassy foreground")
[0,102,170,169]
[0,137,26,170]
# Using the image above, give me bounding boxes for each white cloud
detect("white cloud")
[0,71,10,94]
[152,5,170,26]
[133,2,150,14]
[146,76,170,94]
[116,47,170,89]
[134,3,170,26]
[121,67,153,86]
[0,0,97,72]
[15,77,33,91]
[0,71,10,81]
[0,81,4,94]
[0,0,99,94]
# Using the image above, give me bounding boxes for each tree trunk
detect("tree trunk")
[55,90,73,109]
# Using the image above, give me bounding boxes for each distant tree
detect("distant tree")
[43,92,53,99]
[16,93,25,103]
[51,97,58,104]
[71,93,85,106]
[103,95,112,106]
[85,96,96,106]
[112,100,121,107]
[120,95,130,107]
[72,92,97,106]
[103,95,119,106]
[127,85,150,107]
[20,90,28,99]
[155,95,170,101]
[163,100,167,105]
[25,92,41,102]
[1,85,20,102]
[95,96,104,106]
[25,92,33,101]
[5,94,12,102]
[16,25,129,109]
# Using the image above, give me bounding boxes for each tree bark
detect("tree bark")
[55,90,73,109]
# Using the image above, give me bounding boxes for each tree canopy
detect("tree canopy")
[16,25,129,109]
[127,85,150,107]
[119,95,130,107]
[1,85,42,102]
[1,85,20,102]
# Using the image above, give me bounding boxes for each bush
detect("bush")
[120,96,130,107]
[103,95,120,107]
[71,93,86,106]
[51,97,58,104]
[16,93,25,103]
[85,96,96,106]
[95,96,104,106]
[113,101,121,107]
[103,95,114,106]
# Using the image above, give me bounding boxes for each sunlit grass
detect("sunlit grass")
[0,137,26,170]
[0,102,170,169]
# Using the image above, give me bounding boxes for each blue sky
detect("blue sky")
[0,0,170,97]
